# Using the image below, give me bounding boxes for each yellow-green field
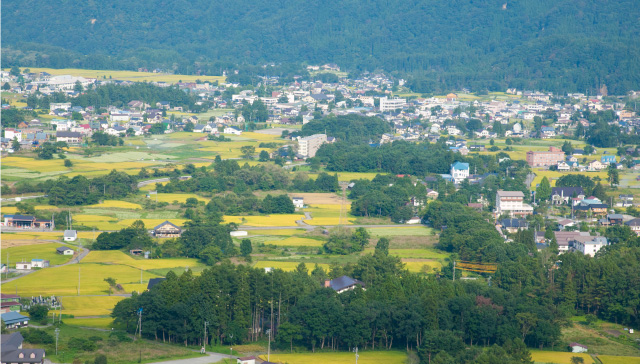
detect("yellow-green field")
[15,67,226,84]
[598,355,640,364]
[65,317,115,329]
[2,243,76,266]
[60,296,125,316]
[225,214,305,227]
[307,172,382,182]
[1,263,162,296]
[248,229,306,236]
[261,351,407,364]
[530,350,594,364]
[154,193,209,203]
[531,169,608,189]
[86,200,143,209]
[262,237,325,247]
[139,181,169,191]
[253,261,330,272]
[402,260,442,273]
[1,206,18,214]
[82,251,203,270]
[73,214,187,230]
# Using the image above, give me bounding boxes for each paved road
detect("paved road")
[147,351,236,364]
[1,194,47,202]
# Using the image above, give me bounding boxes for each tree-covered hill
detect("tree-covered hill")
[2,0,640,93]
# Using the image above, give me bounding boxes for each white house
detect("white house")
[450,161,470,184]
[292,197,304,209]
[64,230,77,241]
[237,357,257,364]
[15,262,32,270]
[570,343,588,353]
[572,236,608,257]
[30,259,49,268]
[223,127,242,135]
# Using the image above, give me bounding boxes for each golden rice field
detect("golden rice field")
[305,217,356,226]
[241,131,283,141]
[307,172,382,182]
[402,260,442,273]
[86,200,142,209]
[82,250,203,270]
[532,169,608,189]
[119,219,187,229]
[19,67,226,84]
[2,157,68,172]
[65,317,115,329]
[60,296,125,316]
[598,355,640,364]
[261,351,407,364]
[2,243,75,266]
[154,193,209,203]
[386,248,449,259]
[139,181,169,191]
[262,237,325,247]
[1,263,162,296]
[1,232,64,245]
[287,192,346,205]
[248,229,306,236]
[225,214,305,227]
[253,261,330,272]
[1,206,18,214]
[529,350,594,364]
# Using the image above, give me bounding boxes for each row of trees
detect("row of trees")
[204,194,295,215]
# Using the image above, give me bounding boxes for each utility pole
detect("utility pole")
[78,267,81,295]
[354,346,359,364]
[55,328,60,355]
[140,268,143,284]
[453,261,456,281]
[6,253,8,279]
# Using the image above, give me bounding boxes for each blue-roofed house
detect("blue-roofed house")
[1,312,30,329]
[601,155,617,164]
[450,161,470,184]
[324,276,365,293]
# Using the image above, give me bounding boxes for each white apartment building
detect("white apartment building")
[573,236,608,257]
[298,134,327,158]
[379,97,406,112]
[495,190,533,218]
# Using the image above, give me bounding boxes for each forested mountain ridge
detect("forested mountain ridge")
[3,0,640,93]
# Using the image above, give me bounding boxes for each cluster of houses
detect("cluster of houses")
[12,246,74,271]
[526,146,624,172]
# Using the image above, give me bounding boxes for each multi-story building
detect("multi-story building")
[298,134,327,158]
[379,97,406,112]
[450,161,469,184]
[495,190,533,218]
[553,231,593,252]
[526,147,565,167]
[572,236,608,257]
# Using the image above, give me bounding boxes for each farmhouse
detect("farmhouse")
[325,276,365,294]
[625,218,640,236]
[55,131,83,144]
[153,221,182,238]
[2,215,52,229]
[56,246,74,255]
[237,357,258,364]
[551,187,585,205]
[1,312,30,329]
[63,230,77,241]
[1,332,46,364]
[292,197,304,209]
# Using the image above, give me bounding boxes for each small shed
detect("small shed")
[56,246,74,255]
[15,262,31,270]
[569,342,588,353]
[30,259,49,268]
[64,230,77,241]
[237,356,257,364]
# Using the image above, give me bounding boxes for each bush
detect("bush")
[88,335,103,342]
[28,305,49,321]
[21,328,54,344]
[68,337,97,351]
[94,354,108,364]
[109,331,132,342]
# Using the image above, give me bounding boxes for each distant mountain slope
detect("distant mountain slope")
[2,0,639,93]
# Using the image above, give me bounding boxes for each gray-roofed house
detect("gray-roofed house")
[55,131,82,144]
[64,230,77,241]
[497,218,529,233]
[626,218,640,236]
[153,221,182,238]
[56,246,74,255]
[324,276,365,294]
[1,332,46,364]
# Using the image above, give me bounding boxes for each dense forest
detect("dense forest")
[3,0,640,93]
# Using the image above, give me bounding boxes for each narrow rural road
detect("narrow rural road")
[137,176,191,188]
[0,194,47,202]
[146,351,236,364]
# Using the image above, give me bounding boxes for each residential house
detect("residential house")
[55,131,82,144]
[292,197,304,209]
[237,357,257,364]
[551,187,585,205]
[557,161,570,171]
[625,218,640,236]
[1,312,30,329]
[223,127,242,135]
[30,259,49,268]
[426,189,439,199]
[526,147,565,167]
[325,276,365,293]
[573,236,608,257]
[15,261,31,270]
[570,343,588,353]
[2,215,52,229]
[557,219,576,230]
[64,230,77,241]
[0,332,46,364]
[450,161,470,184]
[153,221,182,238]
[600,155,617,165]
[495,191,533,218]
[497,218,529,234]
[56,246,74,255]
[587,160,604,171]
[554,231,593,252]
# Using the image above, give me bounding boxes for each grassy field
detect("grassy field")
[530,350,594,364]
[1,263,162,296]
[402,260,442,273]
[248,229,306,236]
[261,351,407,364]
[65,317,115,329]
[561,320,640,357]
[154,193,209,203]
[60,296,125,316]
[531,169,608,189]
[365,226,435,236]
[87,200,142,210]
[2,243,76,266]
[261,237,325,247]
[16,67,226,84]
[82,251,203,270]
[225,214,305,227]
[598,355,640,364]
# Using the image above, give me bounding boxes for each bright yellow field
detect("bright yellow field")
[2,157,68,172]
[225,215,304,227]
[73,214,118,222]
[287,193,345,205]
[66,317,115,329]
[307,172,382,182]
[253,261,329,272]
[402,260,442,273]
[82,250,202,270]
[87,200,142,209]
[532,170,608,189]
[261,351,407,364]
[2,243,75,266]
[1,206,18,214]
[263,237,325,247]
[140,181,169,191]
[154,193,209,203]
[305,217,355,226]
[530,350,594,364]
[18,67,226,84]
[598,355,640,364]
[60,296,125,316]
[34,205,60,210]
[1,263,162,296]
[248,229,306,236]
[1,232,64,244]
